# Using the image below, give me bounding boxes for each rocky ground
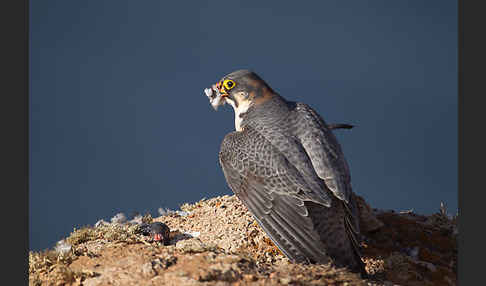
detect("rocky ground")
[29,194,457,286]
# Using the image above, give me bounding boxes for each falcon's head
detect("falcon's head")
[204,69,277,113]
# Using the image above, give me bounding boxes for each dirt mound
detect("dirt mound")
[29,195,457,286]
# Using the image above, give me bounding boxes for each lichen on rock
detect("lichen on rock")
[29,194,457,286]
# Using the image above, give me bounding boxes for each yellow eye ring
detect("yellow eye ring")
[222,79,236,91]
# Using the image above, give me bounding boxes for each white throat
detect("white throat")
[225,98,251,132]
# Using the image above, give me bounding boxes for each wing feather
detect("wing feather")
[219,128,330,264]
[292,103,353,202]
[291,103,360,232]
[219,125,365,274]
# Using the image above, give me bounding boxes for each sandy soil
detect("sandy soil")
[29,194,457,286]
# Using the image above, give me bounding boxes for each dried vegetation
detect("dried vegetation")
[29,195,457,286]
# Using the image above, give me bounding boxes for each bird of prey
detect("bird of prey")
[203,70,366,276]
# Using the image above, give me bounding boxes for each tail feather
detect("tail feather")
[327,123,355,130]
[343,206,368,277]
[304,200,367,277]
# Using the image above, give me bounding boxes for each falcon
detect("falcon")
[204,70,366,276]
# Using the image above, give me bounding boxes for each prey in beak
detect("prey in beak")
[203,75,258,131]
[204,86,224,111]
[203,80,233,111]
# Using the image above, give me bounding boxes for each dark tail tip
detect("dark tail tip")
[327,123,355,130]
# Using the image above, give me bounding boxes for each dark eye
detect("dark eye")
[223,79,236,90]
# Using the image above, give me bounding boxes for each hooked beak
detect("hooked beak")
[215,81,229,97]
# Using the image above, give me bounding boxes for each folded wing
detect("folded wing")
[219,127,347,265]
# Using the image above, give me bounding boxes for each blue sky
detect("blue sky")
[30,0,457,251]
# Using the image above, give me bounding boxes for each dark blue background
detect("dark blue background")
[30,0,457,251]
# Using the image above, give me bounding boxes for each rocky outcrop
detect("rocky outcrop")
[29,195,457,286]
